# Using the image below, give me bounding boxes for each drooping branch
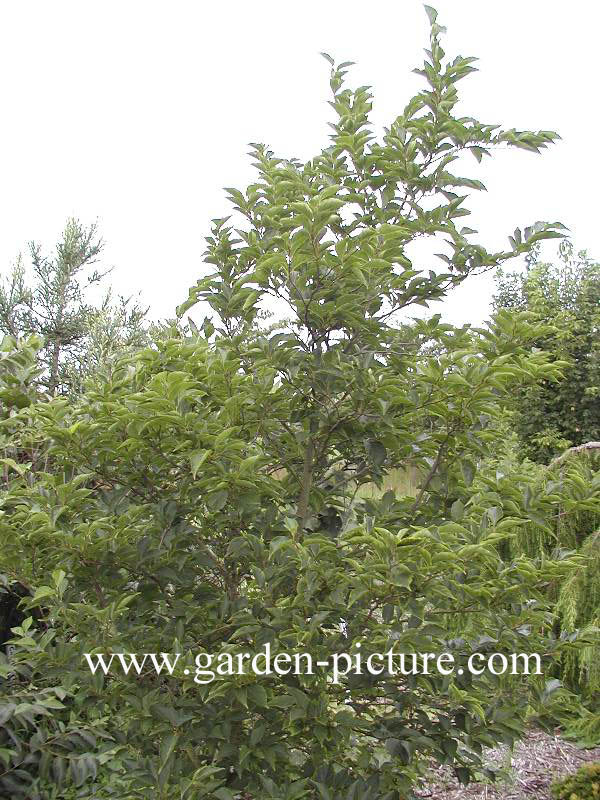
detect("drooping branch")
[548,441,600,470]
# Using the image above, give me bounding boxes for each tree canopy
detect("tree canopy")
[494,240,600,462]
[0,218,148,397]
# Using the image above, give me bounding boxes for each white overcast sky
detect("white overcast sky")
[1,0,598,327]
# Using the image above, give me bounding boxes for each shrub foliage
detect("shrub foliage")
[1,8,598,799]
[551,762,600,800]
[494,241,600,463]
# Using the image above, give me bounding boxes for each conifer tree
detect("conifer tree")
[0,218,148,396]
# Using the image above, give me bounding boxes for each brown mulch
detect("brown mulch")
[416,729,600,799]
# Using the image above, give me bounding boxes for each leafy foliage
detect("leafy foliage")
[495,243,600,734]
[500,443,600,716]
[494,241,600,463]
[0,8,594,799]
[1,322,592,799]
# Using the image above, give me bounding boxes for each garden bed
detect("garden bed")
[418,728,600,799]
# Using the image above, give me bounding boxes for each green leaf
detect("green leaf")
[206,489,228,512]
[367,440,387,467]
[461,460,475,487]
[190,449,211,478]
[32,585,55,603]
[424,4,438,25]
[214,788,235,800]
[450,499,464,521]
[247,684,268,708]
[159,732,179,770]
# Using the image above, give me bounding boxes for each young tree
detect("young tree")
[494,241,600,462]
[0,218,148,396]
[1,8,596,799]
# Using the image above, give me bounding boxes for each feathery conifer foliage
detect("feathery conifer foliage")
[0,218,148,396]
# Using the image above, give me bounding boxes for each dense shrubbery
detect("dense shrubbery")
[551,762,600,800]
[495,247,600,734]
[494,241,600,463]
[492,436,600,741]
[2,8,599,799]
[3,321,596,799]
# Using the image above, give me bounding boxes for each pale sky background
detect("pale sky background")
[1,1,598,327]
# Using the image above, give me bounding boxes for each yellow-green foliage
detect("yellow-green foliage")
[551,762,600,800]
[557,532,600,693]
[506,450,600,701]
[565,709,600,749]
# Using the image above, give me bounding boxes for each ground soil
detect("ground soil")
[417,728,600,799]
